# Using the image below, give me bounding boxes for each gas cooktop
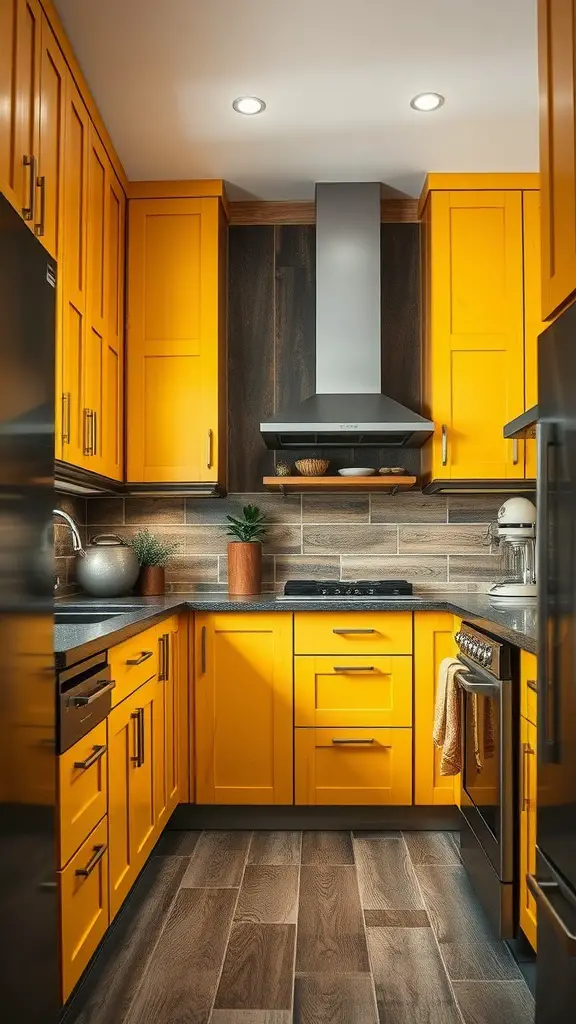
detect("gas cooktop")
[279,579,413,599]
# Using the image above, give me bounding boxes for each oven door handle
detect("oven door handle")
[455,669,500,698]
[68,679,115,707]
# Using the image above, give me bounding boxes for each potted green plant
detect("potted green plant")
[129,529,178,596]
[226,504,268,596]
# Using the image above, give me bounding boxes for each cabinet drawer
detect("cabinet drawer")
[109,624,159,706]
[59,817,109,1002]
[295,656,412,727]
[294,612,412,655]
[295,727,412,805]
[59,722,107,868]
[521,650,537,726]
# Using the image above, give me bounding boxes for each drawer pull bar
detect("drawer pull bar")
[332,738,378,745]
[527,679,538,693]
[74,744,107,770]
[68,680,115,707]
[75,843,107,878]
[127,650,153,666]
[333,666,376,673]
[332,628,377,635]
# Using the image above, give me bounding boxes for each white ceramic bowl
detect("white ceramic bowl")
[338,467,375,477]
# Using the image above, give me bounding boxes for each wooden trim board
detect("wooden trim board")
[230,198,419,225]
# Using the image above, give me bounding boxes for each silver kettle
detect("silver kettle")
[76,534,140,597]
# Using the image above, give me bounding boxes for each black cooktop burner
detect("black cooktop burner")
[283,579,413,597]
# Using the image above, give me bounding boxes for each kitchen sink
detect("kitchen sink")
[54,604,144,625]
[54,611,126,625]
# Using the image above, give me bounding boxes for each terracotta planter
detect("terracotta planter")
[227,542,262,596]
[138,564,166,596]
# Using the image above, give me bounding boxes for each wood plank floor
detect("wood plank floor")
[64,830,535,1024]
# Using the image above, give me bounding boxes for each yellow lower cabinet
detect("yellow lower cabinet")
[295,656,412,728]
[59,817,109,1002]
[414,612,458,806]
[295,728,412,806]
[294,611,412,655]
[195,613,293,804]
[108,679,157,920]
[59,721,107,868]
[520,715,538,951]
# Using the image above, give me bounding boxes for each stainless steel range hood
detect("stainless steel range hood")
[260,182,434,450]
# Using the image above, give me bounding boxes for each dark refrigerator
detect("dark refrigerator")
[0,191,58,1019]
[534,300,576,1022]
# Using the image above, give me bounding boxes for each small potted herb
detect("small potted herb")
[129,529,178,596]
[226,504,268,595]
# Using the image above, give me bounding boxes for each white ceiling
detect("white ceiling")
[54,0,539,200]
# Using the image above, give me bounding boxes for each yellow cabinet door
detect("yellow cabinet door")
[0,0,21,212]
[2,0,41,227]
[36,13,65,259]
[295,728,412,806]
[58,720,107,868]
[83,125,107,473]
[414,612,458,806]
[538,0,576,318]
[195,613,293,804]
[107,680,157,920]
[59,76,89,468]
[520,716,538,951]
[522,191,544,480]
[521,650,538,727]
[127,197,223,484]
[59,816,108,1002]
[101,169,125,480]
[427,190,525,480]
[154,618,182,830]
[295,655,412,728]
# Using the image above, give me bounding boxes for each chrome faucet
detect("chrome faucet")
[52,509,84,555]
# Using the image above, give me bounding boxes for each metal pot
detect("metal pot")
[76,534,139,597]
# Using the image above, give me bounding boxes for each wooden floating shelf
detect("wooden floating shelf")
[263,475,417,493]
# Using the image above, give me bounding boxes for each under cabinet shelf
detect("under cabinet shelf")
[263,475,417,494]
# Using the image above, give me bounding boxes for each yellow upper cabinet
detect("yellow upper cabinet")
[0,1,65,259]
[126,193,227,487]
[421,177,539,486]
[195,613,293,805]
[538,0,576,318]
[522,191,544,479]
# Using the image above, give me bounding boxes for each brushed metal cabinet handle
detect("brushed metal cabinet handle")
[333,628,377,635]
[333,666,376,673]
[206,429,213,469]
[158,635,166,681]
[131,708,144,767]
[62,392,71,443]
[92,409,98,457]
[22,154,36,220]
[512,438,519,465]
[73,744,107,770]
[331,738,381,745]
[126,650,153,666]
[527,679,538,693]
[34,173,46,236]
[441,424,448,466]
[165,632,170,679]
[83,408,93,456]
[75,844,107,878]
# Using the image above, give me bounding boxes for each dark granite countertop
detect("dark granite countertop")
[55,592,537,668]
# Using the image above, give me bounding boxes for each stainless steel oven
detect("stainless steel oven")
[58,652,114,754]
[454,622,515,938]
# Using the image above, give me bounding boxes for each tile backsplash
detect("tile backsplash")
[67,491,506,594]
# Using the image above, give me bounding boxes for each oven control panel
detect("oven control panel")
[454,623,509,680]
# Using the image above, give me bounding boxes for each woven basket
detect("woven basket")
[295,458,329,476]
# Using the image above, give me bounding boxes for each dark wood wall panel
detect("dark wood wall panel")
[381,223,421,411]
[228,226,275,491]
[228,223,422,491]
[275,225,316,410]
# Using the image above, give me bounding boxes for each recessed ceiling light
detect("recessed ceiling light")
[410,92,445,112]
[232,96,266,116]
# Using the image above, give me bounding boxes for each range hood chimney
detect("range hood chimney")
[260,182,434,449]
